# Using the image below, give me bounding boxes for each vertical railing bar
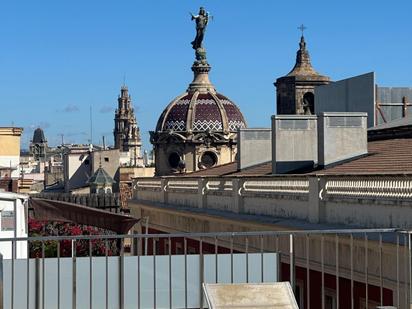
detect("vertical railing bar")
[321,235,325,309]
[153,238,156,309]
[289,234,295,292]
[379,233,383,306]
[120,239,124,309]
[245,236,249,284]
[409,232,412,308]
[350,234,354,309]
[57,240,61,309]
[27,239,30,309]
[105,238,108,309]
[89,239,93,309]
[306,234,310,309]
[230,236,234,284]
[396,233,400,308]
[405,234,408,309]
[11,239,15,309]
[169,237,172,309]
[137,237,141,309]
[336,234,339,309]
[42,240,45,309]
[200,238,204,309]
[184,237,188,309]
[215,236,218,284]
[261,235,264,283]
[72,239,77,309]
[365,233,368,308]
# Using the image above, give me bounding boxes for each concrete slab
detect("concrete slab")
[203,282,299,309]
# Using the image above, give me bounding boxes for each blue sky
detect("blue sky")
[1,1,411,150]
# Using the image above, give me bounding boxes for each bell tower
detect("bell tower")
[113,85,142,166]
[275,27,330,115]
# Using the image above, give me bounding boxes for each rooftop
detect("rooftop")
[182,137,412,177]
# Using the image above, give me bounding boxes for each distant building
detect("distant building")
[87,166,115,194]
[275,35,330,115]
[29,127,48,161]
[113,86,142,166]
[62,145,120,193]
[0,127,23,179]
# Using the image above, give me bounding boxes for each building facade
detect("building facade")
[0,127,23,179]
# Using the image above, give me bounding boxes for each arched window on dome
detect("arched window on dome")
[200,151,218,169]
[168,152,181,169]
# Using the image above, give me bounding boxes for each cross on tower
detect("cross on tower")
[298,24,307,36]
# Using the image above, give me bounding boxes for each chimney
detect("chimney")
[272,115,318,174]
[238,128,271,170]
[318,112,367,167]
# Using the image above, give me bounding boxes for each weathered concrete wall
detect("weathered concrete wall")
[272,115,318,174]
[318,112,368,166]
[315,72,375,127]
[243,195,308,220]
[206,193,236,212]
[167,191,198,208]
[322,198,412,228]
[238,128,271,170]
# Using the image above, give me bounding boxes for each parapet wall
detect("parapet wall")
[132,175,412,228]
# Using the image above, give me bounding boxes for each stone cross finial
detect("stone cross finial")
[298,24,307,36]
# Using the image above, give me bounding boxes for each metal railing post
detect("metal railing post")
[0,253,3,309]
[289,234,295,292]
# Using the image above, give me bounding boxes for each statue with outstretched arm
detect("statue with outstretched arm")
[190,7,210,50]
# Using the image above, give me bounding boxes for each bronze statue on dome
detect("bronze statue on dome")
[190,7,211,50]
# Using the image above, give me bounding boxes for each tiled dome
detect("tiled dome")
[32,127,46,143]
[156,91,247,133]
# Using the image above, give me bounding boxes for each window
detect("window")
[104,157,109,162]
[1,210,15,231]
[168,152,181,168]
[302,92,315,115]
[200,151,218,168]
[324,289,337,309]
[175,242,183,254]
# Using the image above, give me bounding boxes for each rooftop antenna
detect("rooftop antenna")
[89,105,93,145]
[102,135,106,149]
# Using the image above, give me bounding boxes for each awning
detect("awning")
[29,197,139,234]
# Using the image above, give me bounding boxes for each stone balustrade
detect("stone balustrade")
[33,192,121,211]
[324,177,412,199]
[132,175,412,228]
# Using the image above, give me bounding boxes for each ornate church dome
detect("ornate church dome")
[155,92,246,133]
[32,127,47,143]
[150,6,247,176]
